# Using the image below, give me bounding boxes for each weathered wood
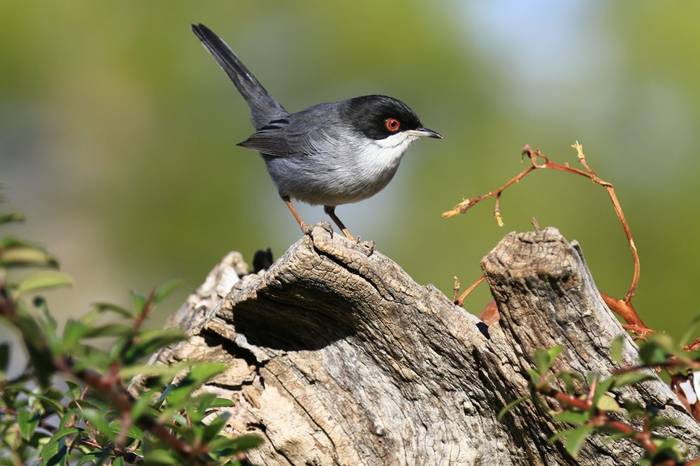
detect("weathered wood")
[152,226,700,465]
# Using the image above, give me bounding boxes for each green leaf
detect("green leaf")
[170,413,188,427]
[559,371,585,394]
[611,371,656,388]
[61,319,88,351]
[638,345,668,365]
[36,393,65,413]
[0,246,56,267]
[189,362,227,385]
[0,212,24,224]
[648,416,679,429]
[18,408,39,441]
[36,299,57,333]
[65,381,82,399]
[128,424,144,442]
[592,376,615,403]
[143,449,178,465]
[208,397,235,409]
[527,368,541,385]
[154,279,181,304]
[188,394,218,424]
[81,408,115,441]
[119,361,189,380]
[82,323,133,339]
[40,436,61,464]
[497,396,527,420]
[165,386,195,409]
[202,412,231,443]
[534,346,562,375]
[0,236,41,250]
[91,302,133,318]
[46,426,79,444]
[131,390,157,421]
[77,455,101,466]
[12,308,55,386]
[124,328,185,364]
[609,335,625,364]
[638,334,673,365]
[130,291,147,313]
[596,394,621,412]
[165,362,226,408]
[0,342,9,372]
[553,411,590,426]
[15,270,73,297]
[45,441,67,466]
[560,426,593,457]
[648,437,682,462]
[653,333,674,351]
[41,426,79,463]
[207,433,263,455]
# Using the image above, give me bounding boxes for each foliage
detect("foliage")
[0,210,261,465]
[500,333,700,465]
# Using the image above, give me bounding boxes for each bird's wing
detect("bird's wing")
[237,105,341,157]
[237,117,296,156]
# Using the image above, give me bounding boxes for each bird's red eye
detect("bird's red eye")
[385,118,400,133]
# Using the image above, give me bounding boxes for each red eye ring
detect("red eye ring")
[385,118,400,132]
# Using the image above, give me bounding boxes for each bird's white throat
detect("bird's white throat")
[360,131,420,173]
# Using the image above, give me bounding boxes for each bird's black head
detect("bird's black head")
[342,95,441,141]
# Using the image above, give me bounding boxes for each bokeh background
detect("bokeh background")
[2,1,698,337]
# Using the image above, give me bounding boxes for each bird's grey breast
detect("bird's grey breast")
[251,103,408,206]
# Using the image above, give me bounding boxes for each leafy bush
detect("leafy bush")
[0,210,261,465]
[501,334,700,465]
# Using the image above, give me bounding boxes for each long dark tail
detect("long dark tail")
[192,23,287,129]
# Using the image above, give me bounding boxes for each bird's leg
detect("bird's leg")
[282,196,310,234]
[324,205,355,240]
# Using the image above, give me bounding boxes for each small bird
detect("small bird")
[192,24,441,240]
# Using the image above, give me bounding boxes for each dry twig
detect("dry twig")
[453,275,485,306]
[443,143,651,337]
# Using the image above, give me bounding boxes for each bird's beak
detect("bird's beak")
[414,127,443,139]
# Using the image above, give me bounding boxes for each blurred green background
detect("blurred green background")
[1,1,698,336]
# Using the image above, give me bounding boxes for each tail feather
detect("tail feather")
[192,23,287,129]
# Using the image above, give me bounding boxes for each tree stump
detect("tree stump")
[150,226,700,465]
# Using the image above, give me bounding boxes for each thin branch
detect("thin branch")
[119,289,156,361]
[454,275,485,306]
[684,339,700,353]
[451,277,461,303]
[537,384,666,460]
[78,436,143,463]
[53,355,206,463]
[600,293,651,338]
[590,415,659,459]
[442,143,650,336]
[442,163,536,227]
